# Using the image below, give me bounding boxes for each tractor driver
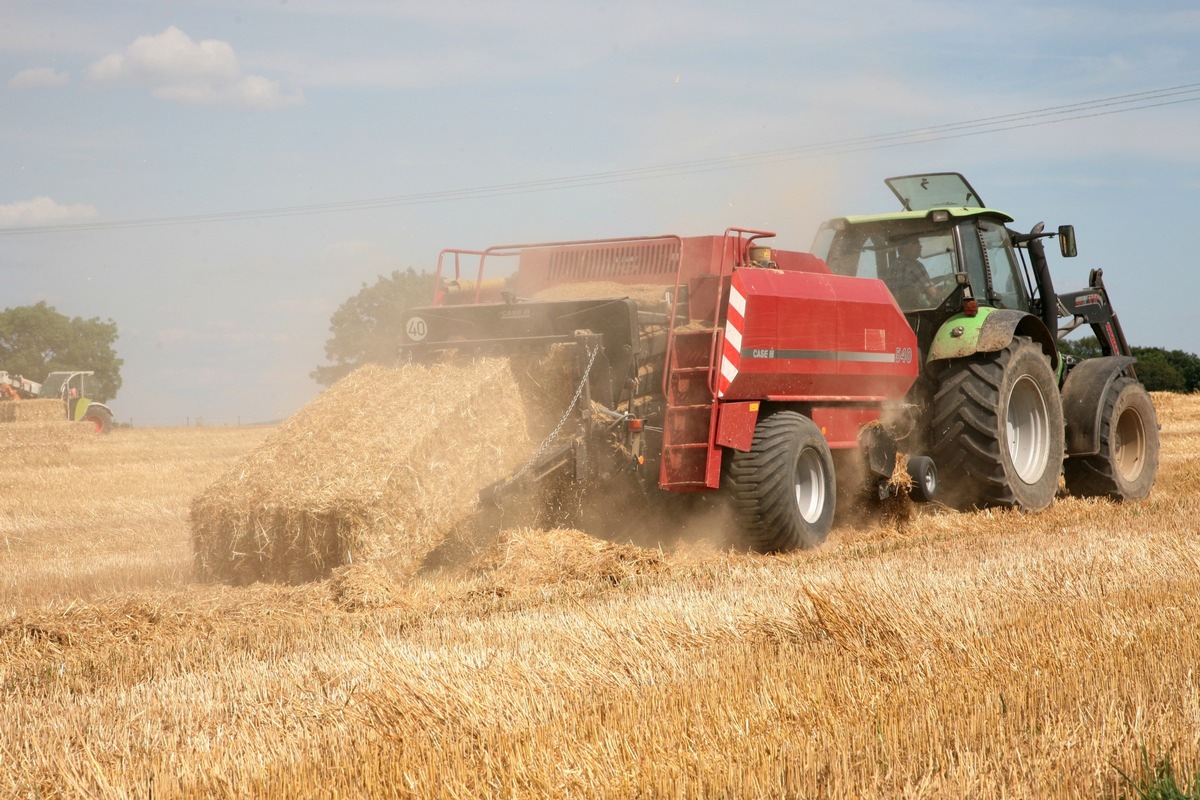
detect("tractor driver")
[886,238,937,311]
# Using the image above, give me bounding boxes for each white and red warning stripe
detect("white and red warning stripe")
[718,274,746,398]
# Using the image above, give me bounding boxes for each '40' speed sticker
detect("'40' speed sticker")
[406,316,428,341]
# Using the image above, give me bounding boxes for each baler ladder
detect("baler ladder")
[658,228,774,490]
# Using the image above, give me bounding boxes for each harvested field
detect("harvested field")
[2,394,1199,797]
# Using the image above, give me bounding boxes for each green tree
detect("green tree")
[312,269,436,387]
[1058,337,1200,392]
[1132,349,1186,392]
[1057,335,1102,361]
[1132,346,1200,392]
[0,302,122,401]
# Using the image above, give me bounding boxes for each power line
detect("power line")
[4,82,1199,236]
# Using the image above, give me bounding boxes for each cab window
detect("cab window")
[978,220,1029,311]
[958,220,987,301]
[823,224,958,313]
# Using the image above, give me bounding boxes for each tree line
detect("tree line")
[0,302,122,401]
[1058,336,1200,393]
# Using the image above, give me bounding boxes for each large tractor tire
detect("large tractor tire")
[82,406,113,434]
[1063,377,1158,500]
[931,336,1064,511]
[724,410,836,552]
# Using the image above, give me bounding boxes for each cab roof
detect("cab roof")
[824,172,1016,227]
[831,206,1015,226]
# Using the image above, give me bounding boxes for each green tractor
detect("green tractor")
[44,371,116,434]
[812,172,1158,510]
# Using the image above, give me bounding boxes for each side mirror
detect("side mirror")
[1058,224,1077,258]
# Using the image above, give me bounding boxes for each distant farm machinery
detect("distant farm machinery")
[0,370,116,433]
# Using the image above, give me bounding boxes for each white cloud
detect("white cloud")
[83,26,305,110]
[8,67,70,90]
[0,197,98,229]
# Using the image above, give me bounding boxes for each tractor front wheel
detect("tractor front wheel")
[725,411,836,552]
[1064,377,1159,500]
[931,336,1064,511]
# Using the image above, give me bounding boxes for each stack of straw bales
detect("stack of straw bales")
[0,398,64,424]
[0,400,85,467]
[191,360,536,584]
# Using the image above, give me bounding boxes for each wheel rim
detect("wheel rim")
[919,466,936,497]
[1113,405,1146,482]
[1006,374,1051,484]
[794,446,827,524]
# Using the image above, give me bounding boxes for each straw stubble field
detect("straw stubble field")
[2,386,1199,798]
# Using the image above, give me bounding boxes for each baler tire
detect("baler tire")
[724,411,835,552]
[1063,377,1158,501]
[931,336,1064,511]
[906,455,938,503]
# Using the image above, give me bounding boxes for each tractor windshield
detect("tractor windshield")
[816,223,959,313]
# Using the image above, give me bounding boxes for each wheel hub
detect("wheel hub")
[794,447,827,524]
[1006,375,1051,484]
[1113,406,1146,481]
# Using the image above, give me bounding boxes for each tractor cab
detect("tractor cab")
[811,172,1078,362]
[41,371,115,433]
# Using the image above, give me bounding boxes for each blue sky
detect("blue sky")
[2,1,1198,425]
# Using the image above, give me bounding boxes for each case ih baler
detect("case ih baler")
[400,228,931,551]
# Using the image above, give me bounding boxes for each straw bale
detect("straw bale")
[533,282,671,312]
[0,419,89,467]
[191,360,536,584]
[0,398,64,424]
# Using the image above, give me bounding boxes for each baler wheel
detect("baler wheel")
[906,456,938,503]
[725,411,835,552]
[931,336,1064,511]
[1063,377,1158,500]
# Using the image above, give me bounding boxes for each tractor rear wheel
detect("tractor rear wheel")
[83,406,113,434]
[725,410,836,552]
[1063,377,1158,500]
[931,336,1064,511]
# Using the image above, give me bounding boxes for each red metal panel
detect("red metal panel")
[510,235,735,296]
[810,406,883,450]
[721,269,918,402]
[716,400,761,452]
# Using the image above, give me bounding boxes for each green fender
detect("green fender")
[927,307,1059,370]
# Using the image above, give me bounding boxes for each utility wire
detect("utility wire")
[3,82,1199,236]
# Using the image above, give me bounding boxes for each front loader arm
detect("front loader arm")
[1057,268,1136,369]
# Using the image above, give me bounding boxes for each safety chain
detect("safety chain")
[502,343,600,488]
